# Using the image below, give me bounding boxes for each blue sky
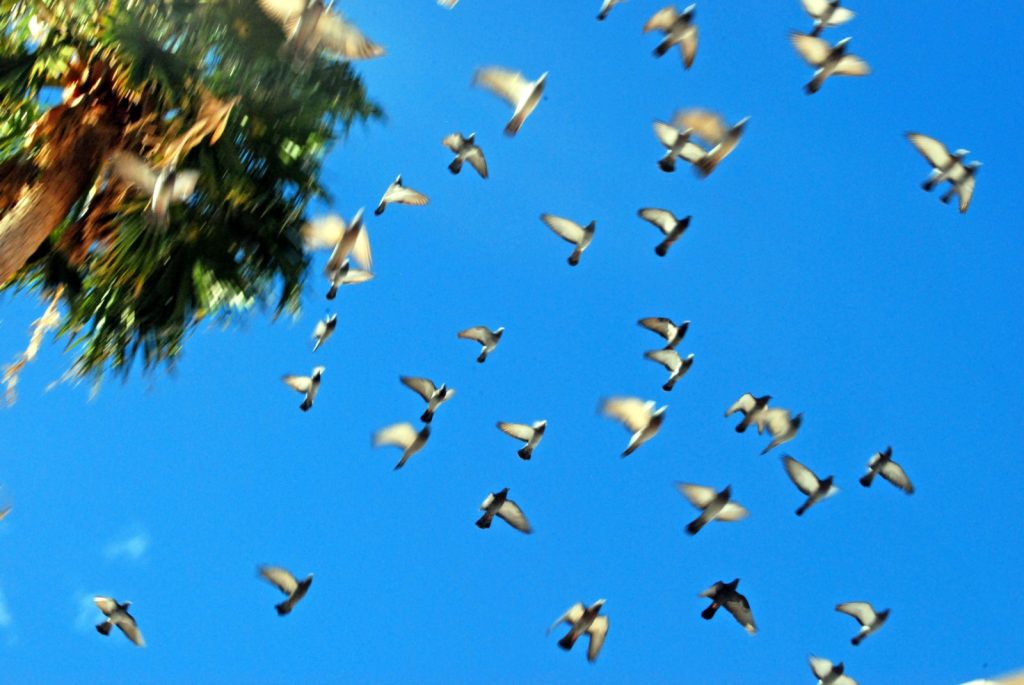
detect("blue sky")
[2,0,1024,682]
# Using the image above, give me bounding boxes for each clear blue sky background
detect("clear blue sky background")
[2,0,1023,682]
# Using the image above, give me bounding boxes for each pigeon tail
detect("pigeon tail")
[448,158,463,175]
[796,502,809,516]
[300,398,312,412]
[701,603,719,620]
[517,446,533,460]
[96,621,113,636]
[685,518,704,535]
[940,188,955,204]
[557,632,577,650]
[805,78,822,95]
[275,601,293,616]
[421,409,434,424]
[597,11,607,20]
[568,253,581,266]
[326,285,338,300]
[504,114,525,137]
[922,178,937,191]
[654,40,671,57]
[852,634,864,646]
[374,201,386,216]
[658,155,676,173]
[476,351,487,363]
[662,379,676,392]
[859,472,875,487]
[655,242,669,256]
[475,513,493,529]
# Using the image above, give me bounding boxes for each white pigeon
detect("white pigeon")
[725,393,772,433]
[108,152,199,225]
[375,175,429,215]
[809,656,859,685]
[258,565,313,615]
[601,396,666,456]
[644,4,699,69]
[549,600,609,662]
[676,483,749,535]
[476,487,532,533]
[761,408,802,454]
[673,109,750,177]
[801,0,855,37]
[400,376,455,423]
[540,214,595,266]
[597,0,626,20]
[94,597,145,647]
[859,446,914,494]
[907,132,971,192]
[638,208,691,256]
[496,420,547,460]
[790,33,870,94]
[312,314,337,351]
[373,422,431,470]
[256,0,384,60]
[644,348,694,391]
[323,258,373,300]
[472,67,547,137]
[638,317,690,349]
[457,325,504,363]
[442,132,488,179]
[282,366,324,411]
[782,455,837,516]
[652,120,706,173]
[835,601,889,645]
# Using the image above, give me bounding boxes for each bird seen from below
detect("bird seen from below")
[443,133,488,178]
[835,601,889,645]
[496,420,547,460]
[789,33,870,94]
[258,565,313,616]
[282,366,324,412]
[782,455,837,516]
[373,422,431,470]
[643,348,694,391]
[859,446,914,493]
[457,325,504,363]
[94,596,145,647]
[644,4,699,69]
[539,214,595,266]
[600,396,666,456]
[676,483,749,535]
[472,67,548,136]
[476,487,533,533]
[549,599,609,662]
[699,579,757,634]
[375,175,429,215]
[399,376,455,423]
[637,208,691,256]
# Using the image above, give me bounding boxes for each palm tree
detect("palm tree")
[0,0,381,388]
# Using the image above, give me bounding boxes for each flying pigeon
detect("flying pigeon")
[801,0,855,37]
[472,67,547,136]
[312,314,337,352]
[373,422,431,470]
[323,258,373,300]
[789,33,870,94]
[476,487,532,533]
[638,317,690,349]
[644,4,699,69]
[673,109,750,177]
[442,133,488,178]
[256,0,385,60]
[939,160,981,213]
[699,579,756,634]
[282,366,324,411]
[309,209,373,300]
[907,133,981,213]
[457,325,504,363]
[761,408,803,454]
[644,348,694,391]
[94,596,145,647]
[725,393,771,433]
[496,420,547,460]
[835,601,889,645]
[652,120,705,172]
[548,600,609,662]
[539,214,595,266]
[676,483,749,535]
[400,376,455,423]
[637,208,691,256]
[600,396,666,456]
[258,565,313,616]
[108,152,199,226]
[438,0,458,8]
[375,175,429,215]
[782,455,837,516]
[597,0,626,20]
[809,656,859,685]
[859,446,913,494]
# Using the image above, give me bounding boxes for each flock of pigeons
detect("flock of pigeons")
[6,0,972,679]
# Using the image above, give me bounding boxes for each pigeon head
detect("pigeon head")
[953,149,970,158]
[590,599,607,610]
[834,662,845,675]
[720,485,732,498]
[791,413,804,428]
[312,366,325,379]
[395,174,402,183]
[835,37,853,49]
[497,487,510,497]
[683,4,696,18]
[967,161,983,170]
[877,608,891,621]
[725,578,740,590]
[494,327,505,337]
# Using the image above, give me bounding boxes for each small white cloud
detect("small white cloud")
[104,529,150,562]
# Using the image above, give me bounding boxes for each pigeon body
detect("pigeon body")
[699,579,756,633]
[761,408,802,453]
[725,393,772,433]
[638,208,691,255]
[443,133,488,178]
[259,565,313,615]
[673,110,750,177]
[375,175,429,215]
[476,487,532,533]
[782,455,837,515]
[601,396,666,456]
[312,209,373,300]
[836,601,889,645]
[809,656,859,685]
[644,4,699,68]
[282,366,325,411]
[859,446,913,493]
[597,0,626,20]
[472,67,547,136]
[939,160,981,213]
[400,376,455,423]
[540,214,595,266]
[644,348,694,391]
[312,314,337,351]
[496,420,547,460]
[549,599,608,662]
[109,152,199,225]
[907,133,971,194]
[790,33,869,94]
[638,317,690,349]
[94,596,145,647]
[652,120,705,172]
[373,422,431,470]
[676,483,749,535]
[801,0,855,36]
[457,325,504,363]
[257,0,384,60]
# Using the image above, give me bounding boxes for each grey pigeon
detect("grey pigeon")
[282,366,324,411]
[312,314,337,352]
[638,208,691,255]
[472,67,547,137]
[644,4,699,69]
[699,579,756,634]
[540,214,595,266]
[373,422,431,470]
[400,376,455,423]
[476,487,532,533]
[600,396,666,456]
[725,393,771,433]
[108,152,199,226]
[836,601,889,645]
[790,33,869,94]
[496,420,547,460]
[259,565,313,616]
[859,446,913,494]
[256,0,384,60]
[443,132,488,178]
[644,348,694,391]
[457,325,503,363]
[549,599,609,662]
[782,455,837,516]
[94,596,145,647]
[375,175,429,215]
[801,0,855,37]
[638,317,690,349]
[809,656,859,685]
[676,483,749,535]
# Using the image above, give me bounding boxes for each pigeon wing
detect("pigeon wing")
[496,498,532,533]
[674,109,727,145]
[282,375,312,394]
[549,603,585,633]
[473,68,530,106]
[94,596,118,616]
[458,326,492,344]
[465,147,489,178]
[836,601,877,626]
[643,6,679,32]
[442,133,465,153]
[833,54,870,76]
[724,593,757,633]
[340,268,373,285]
[653,120,684,148]
[540,214,585,244]
[109,152,158,193]
[725,393,757,417]
[956,174,976,213]
[645,348,681,372]
[680,25,698,69]
[115,615,145,647]
[260,565,299,595]
[828,7,855,25]
[638,316,677,340]
[762,408,794,437]
[315,10,385,60]
[800,0,830,18]
[638,208,677,234]
[783,456,820,495]
[586,615,609,661]
[601,397,654,433]
[497,422,535,442]
[373,423,418,450]
[302,214,347,251]
[385,184,429,207]
[257,0,305,24]
[400,376,437,402]
[790,32,833,66]
[676,483,717,509]
[716,502,750,522]
[879,460,914,493]
[809,657,835,680]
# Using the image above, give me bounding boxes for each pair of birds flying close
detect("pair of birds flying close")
[790,0,866,93]
[726,393,803,454]
[654,109,751,177]
[302,209,374,301]
[256,0,384,61]
[638,317,695,390]
[371,376,456,469]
